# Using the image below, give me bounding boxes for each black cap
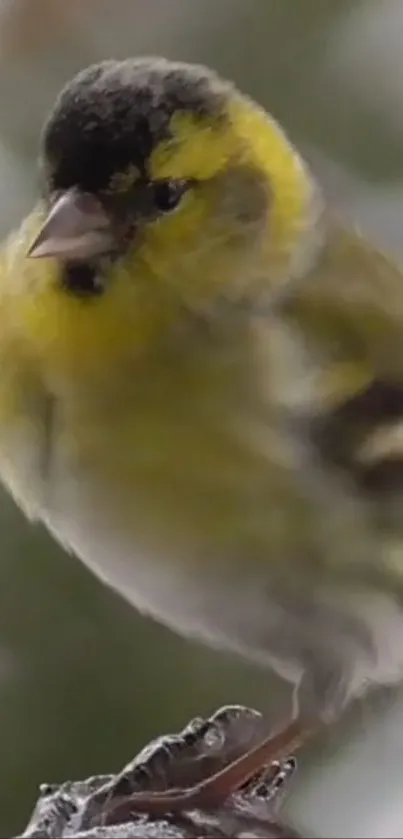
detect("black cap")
[42,57,229,194]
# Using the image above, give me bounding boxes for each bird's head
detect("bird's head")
[29,57,319,306]
[5,58,321,382]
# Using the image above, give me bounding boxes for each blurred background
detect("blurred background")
[1,2,403,836]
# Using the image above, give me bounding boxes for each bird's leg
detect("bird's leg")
[102,717,313,822]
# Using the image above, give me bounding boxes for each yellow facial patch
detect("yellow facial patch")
[227,99,316,267]
[150,112,237,181]
[149,97,315,275]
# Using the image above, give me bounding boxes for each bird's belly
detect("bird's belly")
[38,444,403,702]
[42,476,307,688]
[40,455,294,666]
[7,363,403,710]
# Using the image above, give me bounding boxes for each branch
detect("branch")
[16,705,305,839]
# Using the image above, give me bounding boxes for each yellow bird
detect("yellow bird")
[2,57,403,813]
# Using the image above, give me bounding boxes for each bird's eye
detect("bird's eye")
[152,179,189,213]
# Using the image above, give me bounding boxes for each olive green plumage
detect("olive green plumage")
[1,58,403,729]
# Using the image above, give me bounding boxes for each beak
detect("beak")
[27,189,115,260]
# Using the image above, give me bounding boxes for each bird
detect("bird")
[3,55,403,814]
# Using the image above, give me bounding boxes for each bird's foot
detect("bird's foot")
[242,753,297,804]
[101,717,308,823]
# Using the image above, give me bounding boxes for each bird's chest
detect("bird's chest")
[40,378,273,599]
[20,398,263,664]
[31,328,327,637]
